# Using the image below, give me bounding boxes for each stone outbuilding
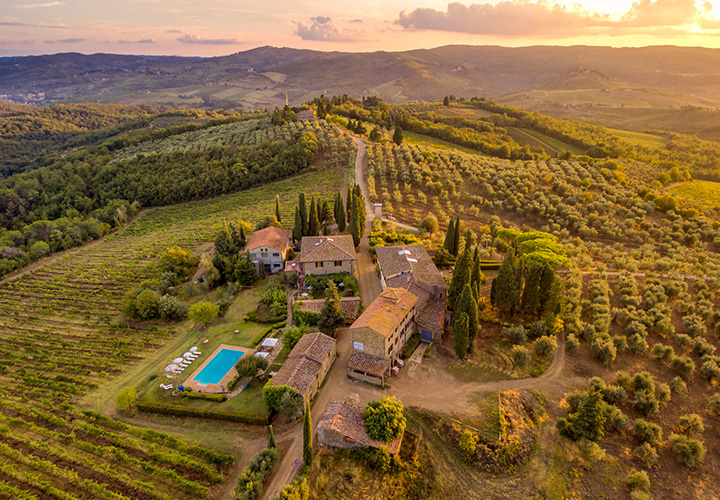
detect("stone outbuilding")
[247,226,291,275]
[317,400,403,455]
[298,235,356,277]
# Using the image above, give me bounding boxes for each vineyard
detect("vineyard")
[0,133,347,498]
[364,140,720,277]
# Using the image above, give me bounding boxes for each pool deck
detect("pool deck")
[183,344,254,393]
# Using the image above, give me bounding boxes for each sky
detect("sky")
[1,0,719,57]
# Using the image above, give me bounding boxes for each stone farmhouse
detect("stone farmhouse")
[270,332,336,401]
[298,235,356,277]
[247,226,291,275]
[317,399,403,455]
[375,244,448,342]
[347,287,418,385]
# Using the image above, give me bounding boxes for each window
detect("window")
[334,260,342,267]
[316,262,323,268]
[273,253,280,257]
[260,252,268,258]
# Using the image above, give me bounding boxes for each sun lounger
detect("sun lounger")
[159,383,173,390]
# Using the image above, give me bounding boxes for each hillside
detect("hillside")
[3,45,720,142]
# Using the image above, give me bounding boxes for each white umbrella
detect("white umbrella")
[183,352,194,359]
[165,364,179,372]
[189,347,198,352]
[173,357,184,364]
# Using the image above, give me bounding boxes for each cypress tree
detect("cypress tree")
[456,283,479,354]
[298,193,308,236]
[447,248,472,310]
[292,206,302,243]
[303,399,313,465]
[492,246,521,314]
[574,388,607,442]
[350,195,364,247]
[353,184,366,221]
[268,425,276,449]
[454,312,469,359]
[444,219,455,253]
[452,216,461,256]
[308,196,319,236]
[275,195,282,223]
[335,193,346,232]
[538,264,559,315]
[521,264,543,316]
[318,282,344,337]
[346,185,354,223]
[469,247,484,300]
[392,126,403,145]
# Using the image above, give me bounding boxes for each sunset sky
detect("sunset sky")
[1,0,719,57]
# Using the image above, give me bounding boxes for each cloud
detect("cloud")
[13,1,64,8]
[396,1,603,36]
[0,21,67,29]
[177,32,238,44]
[295,16,360,41]
[619,0,703,26]
[118,38,156,44]
[165,29,182,33]
[348,19,363,23]
[44,37,85,44]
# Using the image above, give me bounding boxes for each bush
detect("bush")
[511,345,532,367]
[528,320,548,339]
[670,376,687,392]
[677,414,704,435]
[669,434,706,466]
[235,356,269,378]
[263,382,299,412]
[633,442,659,466]
[533,335,557,358]
[363,397,406,442]
[278,390,304,419]
[633,419,662,445]
[502,325,527,345]
[282,324,311,349]
[115,387,136,411]
[632,390,659,416]
[160,247,198,278]
[566,334,580,353]
[181,391,228,402]
[590,333,617,364]
[670,355,695,377]
[709,393,720,415]
[136,401,267,425]
[232,447,279,500]
[628,333,648,354]
[626,469,650,492]
[158,294,189,320]
[188,301,220,327]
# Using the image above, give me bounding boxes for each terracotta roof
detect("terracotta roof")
[376,244,446,291]
[350,287,418,338]
[247,227,291,252]
[317,400,403,455]
[297,296,362,320]
[288,332,336,364]
[415,297,446,334]
[299,236,356,263]
[270,356,321,396]
[347,351,388,377]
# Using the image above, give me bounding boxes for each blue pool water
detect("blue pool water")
[192,348,246,386]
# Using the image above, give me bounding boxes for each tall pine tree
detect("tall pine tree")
[350,195,364,247]
[318,282,344,337]
[308,196,319,236]
[303,399,313,465]
[447,248,472,310]
[454,312,469,359]
[455,283,479,355]
[444,219,455,254]
[521,264,543,316]
[298,193,308,236]
[335,192,346,232]
[492,246,521,314]
[275,195,282,223]
[268,425,276,449]
[452,216,461,256]
[346,185,354,223]
[293,207,302,243]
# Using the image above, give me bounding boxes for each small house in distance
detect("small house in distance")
[270,332,336,401]
[299,235,356,277]
[347,287,418,385]
[247,226,291,275]
[317,400,403,455]
[296,109,317,121]
[375,244,448,342]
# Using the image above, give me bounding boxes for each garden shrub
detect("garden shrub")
[669,434,705,466]
[502,325,527,345]
[533,336,557,358]
[676,414,704,435]
[626,469,650,492]
[511,345,532,367]
[633,419,662,445]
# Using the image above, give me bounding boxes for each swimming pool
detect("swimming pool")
[191,348,246,386]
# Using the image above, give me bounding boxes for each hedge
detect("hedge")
[292,305,320,326]
[263,380,299,411]
[479,261,502,271]
[252,325,275,346]
[181,391,228,402]
[137,401,268,425]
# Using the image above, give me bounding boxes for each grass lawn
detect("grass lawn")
[403,131,489,156]
[669,180,720,208]
[607,127,668,148]
[140,378,269,418]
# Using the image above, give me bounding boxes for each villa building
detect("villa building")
[270,332,336,401]
[247,226,291,275]
[298,235,356,277]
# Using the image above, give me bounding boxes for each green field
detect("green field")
[669,180,720,207]
[520,128,585,155]
[607,127,668,148]
[404,130,488,156]
[0,164,343,499]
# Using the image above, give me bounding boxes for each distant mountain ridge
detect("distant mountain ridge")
[2,44,720,120]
